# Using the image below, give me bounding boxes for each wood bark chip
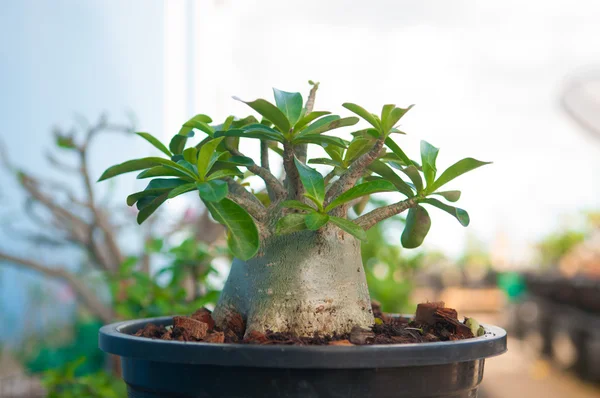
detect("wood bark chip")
[243,331,270,345]
[204,331,225,344]
[415,302,473,338]
[133,323,166,339]
[191,308,216,330]
[173,316,209,340]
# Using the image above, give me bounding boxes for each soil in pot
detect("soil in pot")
[131,301,481,346]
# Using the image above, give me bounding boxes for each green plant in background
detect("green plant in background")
[43,358,126,398]
[536,229,586,268]
[111,237,222,319]
[533,209,599,270]
[99,82,490,336]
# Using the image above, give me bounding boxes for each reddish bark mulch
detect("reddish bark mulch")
[133,301,478,345]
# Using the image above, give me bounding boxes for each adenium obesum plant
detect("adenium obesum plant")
[99,82,489,336]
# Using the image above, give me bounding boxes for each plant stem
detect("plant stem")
[325,138,384,205]
[226,146,286,202]
[355,197,418,230]
[283,142,304,200]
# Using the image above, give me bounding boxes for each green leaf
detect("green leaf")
[244,124,285,139]
[281,200,316,212]
[344,138,373,164]
[276,213,308,235]
[223,155,255,167]
[168,160,199,180]
[329,216,367,241]
[342,103,381,130]
[137,166,193,180]
[367,160,414,198]
[206,168,244,180]
[430,158,491,192]
[382,105,413,134]
[325,179,396,212]
[399,165,423,193]
[205,198,259,260]
[299,115,338,134]
[183,120,214,136]
[308,158,341,167]
[169,116,212,154]
[166,183,196,199]
[137,193,169,224]
[214,127,284,143]
[207,151,228,174]
[352,128,380,139]
[421,198,469,226]
[98,157,196,181]
[183,147,198,164]
[298,116,358,136]
[222,115,235,131]
[305,212,330,230]
[324,145,344,163]
[385,137,412,166]
[294,157,325,203]
[197,180,228,202]
[127,178,188,206]
[209,161,244,176]
[292,134,349,148]
[136,132,172,157]
[169,133,188,155]
[294,111,331,131]
[432,190,461,202]
[197,137,225,179]
[420,141,439,189]
[185,114,213,124]
[273,88,303,126]
[213,115,258,131]
[233,96,290,133]
[401,206,431,249]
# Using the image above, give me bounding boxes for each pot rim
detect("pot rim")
[99,315,507,369]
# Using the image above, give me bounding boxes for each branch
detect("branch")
[305,82,320,115]
[283,142,303,200]
[226,146,286,201]
[19,174,114,273]
[225,178,268,222]
[78,120,132,270]
[0,252,114,323]
[295,82,320,163]
[325,138,384,204]
[260,140,270,171]
[354,197,417,230]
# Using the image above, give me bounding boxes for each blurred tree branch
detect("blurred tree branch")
[0,252,114,323]
[0,114,226,323]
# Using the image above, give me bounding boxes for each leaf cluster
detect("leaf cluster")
[99,84,489,259]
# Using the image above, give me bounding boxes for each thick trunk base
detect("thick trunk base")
[212,229,374,337]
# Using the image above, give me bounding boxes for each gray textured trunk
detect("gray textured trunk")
[212,228,374,337]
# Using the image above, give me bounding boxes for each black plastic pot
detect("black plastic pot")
[99,316,507,398]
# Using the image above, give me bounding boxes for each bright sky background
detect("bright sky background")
[1,0,600,342]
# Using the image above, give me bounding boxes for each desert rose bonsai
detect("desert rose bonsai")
[99,82,489,338]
